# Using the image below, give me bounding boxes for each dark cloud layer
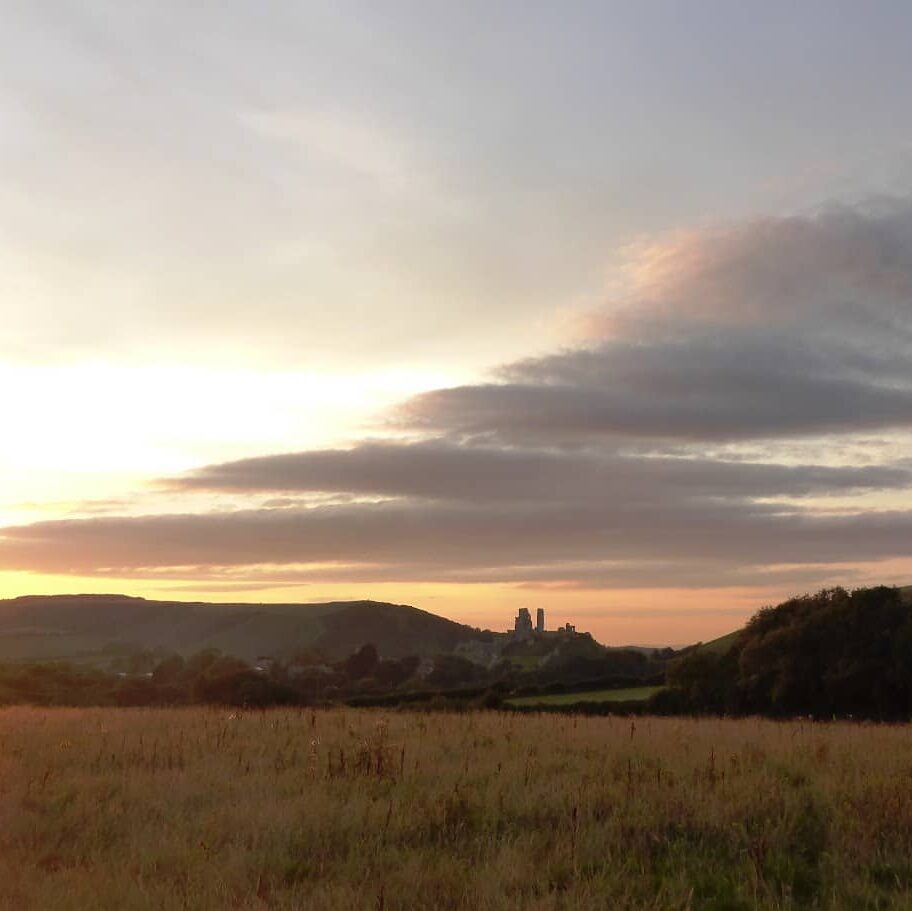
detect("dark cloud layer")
[399,201,912,443]
[5,198,912,592]
[76,558,868,594]
[173,441,911,504]
[397,343,912,442]
[4,496,912,583]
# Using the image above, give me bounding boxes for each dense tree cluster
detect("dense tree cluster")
[0,635,666,709]
[0,645,423,708]
[661,586,912,719]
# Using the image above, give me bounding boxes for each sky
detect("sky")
[4,1,912,643]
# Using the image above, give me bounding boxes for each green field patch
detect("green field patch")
[696,629,741,654]
[505,685,663,706]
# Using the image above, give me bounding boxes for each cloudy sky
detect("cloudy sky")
[4,1,912,642]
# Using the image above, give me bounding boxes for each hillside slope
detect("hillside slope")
[0,595,478,663]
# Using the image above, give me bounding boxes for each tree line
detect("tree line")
[0,636,666,709]
[0,644,430,708]
[658,586,912,719]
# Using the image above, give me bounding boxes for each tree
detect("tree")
[152,654,185,684]
[666,586,912,719]
[345,643,379,680]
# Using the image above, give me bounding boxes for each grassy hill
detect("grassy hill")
[696,628,742,654]
[0,594,479,664]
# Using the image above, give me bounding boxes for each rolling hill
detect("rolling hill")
[0,594,479,664]
[696,628,742,654]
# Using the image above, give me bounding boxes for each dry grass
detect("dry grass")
[1,707,912,909]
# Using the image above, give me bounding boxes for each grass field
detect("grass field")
[2,707,912,909]
[697,629,741,655]
[505,686,663,707]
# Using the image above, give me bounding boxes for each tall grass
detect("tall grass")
[1,706,911,909]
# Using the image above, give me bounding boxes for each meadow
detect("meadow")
[2,707,912,910]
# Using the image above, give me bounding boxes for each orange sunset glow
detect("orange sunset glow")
[9,7,912,910]
[4,3,912,647]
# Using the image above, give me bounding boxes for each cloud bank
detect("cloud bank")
[400,201,912,443]
[5,199,912,594]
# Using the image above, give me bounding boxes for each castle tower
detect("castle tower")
[514,607,533,639]
[536,608,545,633]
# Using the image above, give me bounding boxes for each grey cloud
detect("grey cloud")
[7,199,912,594]
[397,349,912,442]
[4,498,912,581]
[171,440,912,503]
[156,560,865,593]
[397,200,912,443]
[605,201,912,333]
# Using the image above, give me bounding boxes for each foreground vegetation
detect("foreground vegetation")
[667,586,912,719]
[2,707,912,909]
[4,586,912,725]
[0,637,664,712]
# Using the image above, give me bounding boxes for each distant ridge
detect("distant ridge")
[0,594,479,664]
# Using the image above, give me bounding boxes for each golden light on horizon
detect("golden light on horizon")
[3,2,912,645]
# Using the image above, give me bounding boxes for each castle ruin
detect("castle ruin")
[512,608,583,640]
[514,607,534,639]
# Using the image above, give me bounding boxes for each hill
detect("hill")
[0,594,479,664]
[694,628,742,655]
